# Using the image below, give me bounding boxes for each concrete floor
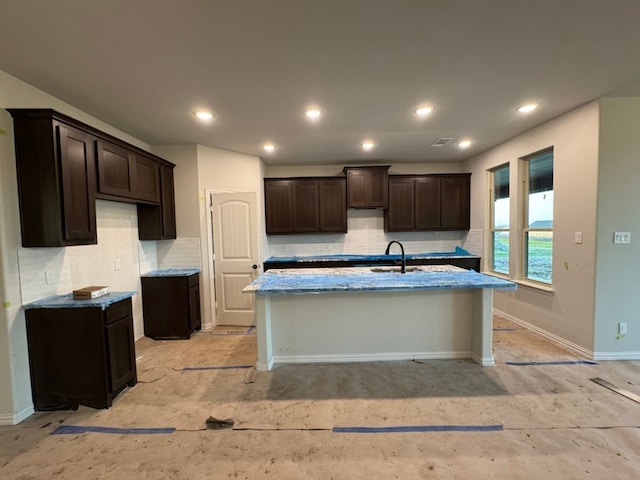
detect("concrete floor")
[1,315,639,479]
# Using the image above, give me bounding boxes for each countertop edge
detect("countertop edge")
[24,291,136,310]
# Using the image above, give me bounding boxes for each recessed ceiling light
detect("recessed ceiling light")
[194,110,214,121]
[413,105,434,117]
[516,103,540,113]
[458,139,472,149]
[262,143,277,153]
[361,141,375,151]
[304,107,323,119]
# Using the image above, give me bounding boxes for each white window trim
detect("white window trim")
[485,150,554,292]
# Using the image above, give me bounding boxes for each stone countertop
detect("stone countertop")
[141,268,201,277]
[24,291,136,310]
[243,265,517,296]
[264,246,480,264]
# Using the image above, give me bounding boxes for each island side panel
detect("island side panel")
[471,288,495,366]
[255,296,274,371]
[264,289,474,366]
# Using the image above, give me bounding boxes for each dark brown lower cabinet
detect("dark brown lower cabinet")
[25,297,137,410]
[141,272,201,339]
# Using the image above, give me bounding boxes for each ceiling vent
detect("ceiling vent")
[431,138,453,148]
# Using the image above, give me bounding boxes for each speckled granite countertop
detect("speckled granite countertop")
[24,291,136,310]
[264,246,479,264]
[243,265,516,296]
[141,268,200,277]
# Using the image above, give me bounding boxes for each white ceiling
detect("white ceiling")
[2,0,640,166]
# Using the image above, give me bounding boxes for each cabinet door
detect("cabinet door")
[133,155,160,203]
[318,178,347,232]
[415,177,441,230]
[160,166,177,238]
[137,165,176,240]
[25,307,109,410]
[440,175,470,230]
[188,283,202,333]
[387,177,415,231]
[57,124,98,243]
[96,140,135,198]
[366,168,389,207]
[345,167,389,208]
[265,180,293,234]
[106,314,136,393]
[293,180,319,232]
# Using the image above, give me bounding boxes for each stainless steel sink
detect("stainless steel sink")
[369,266,420,273]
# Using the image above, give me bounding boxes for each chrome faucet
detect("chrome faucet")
[385,240,406,273]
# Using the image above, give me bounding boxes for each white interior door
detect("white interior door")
[211,192,258,326]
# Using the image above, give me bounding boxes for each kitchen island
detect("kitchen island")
[243,266,516,371]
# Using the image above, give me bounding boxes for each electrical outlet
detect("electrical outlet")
[618,322,628,336]
[45,271,54,285]
[613,232,631,244]
[114,259,121,271]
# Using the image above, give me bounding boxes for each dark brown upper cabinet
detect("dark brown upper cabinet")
[9,109,175,246]
[440,174,471,230]
[343,166,390,208]
[265,177,346,234]
[318,178,347,232]
[9,110,98,247]
[138,165,177,240]
[385,173,470,232]
[264,179,294,234]
[97,141,160,203]
[293,180,320,232]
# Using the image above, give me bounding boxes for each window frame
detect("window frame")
[520,148,554,286]
[488,163,510,277]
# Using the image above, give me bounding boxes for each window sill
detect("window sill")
[482,272,555,295]
[513,279,555,295]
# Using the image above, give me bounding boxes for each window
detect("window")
[490,164,510,275]
[522,149,554,284]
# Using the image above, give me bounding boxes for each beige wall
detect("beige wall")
[594,98,640,357]
[463,102,600,353]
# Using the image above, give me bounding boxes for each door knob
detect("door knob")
[252,264,258,269]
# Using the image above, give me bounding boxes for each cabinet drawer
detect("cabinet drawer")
[105,298,133,325]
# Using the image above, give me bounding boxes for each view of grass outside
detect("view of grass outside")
[525,231,553,283]
[525,187,553,283]
[492,191,553,283]
[492,231,509,274]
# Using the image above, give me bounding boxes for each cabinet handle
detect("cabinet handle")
[252,264,258,269]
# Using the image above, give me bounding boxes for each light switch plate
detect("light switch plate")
[613,232,631,244]
[574,232,583,244]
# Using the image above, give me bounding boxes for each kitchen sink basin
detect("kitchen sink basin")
[369,266,419,273]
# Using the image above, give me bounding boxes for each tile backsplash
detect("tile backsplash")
[266,209,473,257]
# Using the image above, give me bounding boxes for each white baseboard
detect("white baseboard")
[593,351,640,361]
[0,404,34,426]
[471,352,495,366]
[256,357,274,371]
[271,350,471,367]
[493,309,595,359]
